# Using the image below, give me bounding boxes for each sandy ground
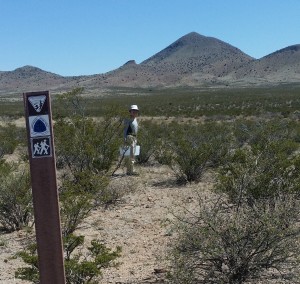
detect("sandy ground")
[1,117,298,283]
[0,115,210,284]
[0,162,213,284]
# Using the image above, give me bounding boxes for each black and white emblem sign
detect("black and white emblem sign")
[27,94,52,158]
[31,137,51,158]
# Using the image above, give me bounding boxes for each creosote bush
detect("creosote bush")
[54,88,126,235]
[64,234,121,284]
[0,161,32,232]
[135,120,162,164]
[15,243,39,283]
[16,235,121,284]
[0,123,25,159]
[54,111,123,175]
[163,122,232,184]
[169,194,300,284]
[218,124,300,204]
[59,171,108,237]
[169,119,300,283]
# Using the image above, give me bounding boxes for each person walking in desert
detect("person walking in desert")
[124,104,139,175]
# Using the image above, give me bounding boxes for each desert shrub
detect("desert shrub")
[135,120,167,164]
[154,138,174,165]
[54,89,126,235]
[94,176,133,207]
[64,235,121,284]
[0,162,32,232]
[135,120,157,164]
[0,123,25,158]
[55,115,122,175]
[59,171,109,237]
[168,194,300,284]
[16,234,121,284]
[54,87,87,118]
[146,121,175,166]
[54,88,124,175]
[15,243,39,283]
[165,122,232,184]
[233,118,300,149]
[217,139,300,205]
[169,119,300,283]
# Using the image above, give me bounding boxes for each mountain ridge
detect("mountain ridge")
[1,32,300,94]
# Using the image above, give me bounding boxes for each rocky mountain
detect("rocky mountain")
[224,44,300,84]
[77,32,254,88]
[141,32,254,84]
[1,32,300,95]
[0,65,80,95]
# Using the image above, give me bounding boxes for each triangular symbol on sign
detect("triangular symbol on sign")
[28,95,46,113]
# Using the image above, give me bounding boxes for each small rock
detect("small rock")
[154,268,167,274]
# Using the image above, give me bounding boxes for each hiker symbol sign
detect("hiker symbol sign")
[25,92,53,158]
[32,137,51,158]
[23,91,66,283]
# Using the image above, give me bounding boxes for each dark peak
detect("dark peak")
[14,65,43,72]
[177,32,206,42]
[262,44,300,60]
[13,65,62,77]
[273,44,300,55]
[165,32,210,50]
[142,31,253,66]
[161,31,241,54]
[123,60,137,66]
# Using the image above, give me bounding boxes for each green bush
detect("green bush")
[64,234,121,284]
[55,115,122,175]
[233,118,300,149]
[169,119,300,283]
[54,88,124,175]
[217,139,300,205]
[0,123,25,158]
[168,194,300,284]
[164,122,232,184]
[59,172,108,237]
[16,234,121,284]
[136,120,167,164]
[54,88,125,235]
[15,243,39,283]
[135,120,156,164]
[0,162,32,232]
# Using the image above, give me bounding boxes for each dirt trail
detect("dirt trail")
[0,164,211,283]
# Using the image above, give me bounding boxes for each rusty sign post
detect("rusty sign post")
[24,91,66,284]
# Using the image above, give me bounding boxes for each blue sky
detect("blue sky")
[1,0,299,76]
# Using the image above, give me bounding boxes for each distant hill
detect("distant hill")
[1,32,300,95]
[0,66,78,95]
[77,32,255,88]
[224,44,300,84]
[141,32,254,84]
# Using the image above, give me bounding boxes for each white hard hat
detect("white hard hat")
[129,104,139,111]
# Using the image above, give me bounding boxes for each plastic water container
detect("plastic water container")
[119,145,140,156]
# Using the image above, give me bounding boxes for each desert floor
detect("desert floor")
[0,161,213,284]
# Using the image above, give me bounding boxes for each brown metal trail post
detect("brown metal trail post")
[23,91,66,284]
